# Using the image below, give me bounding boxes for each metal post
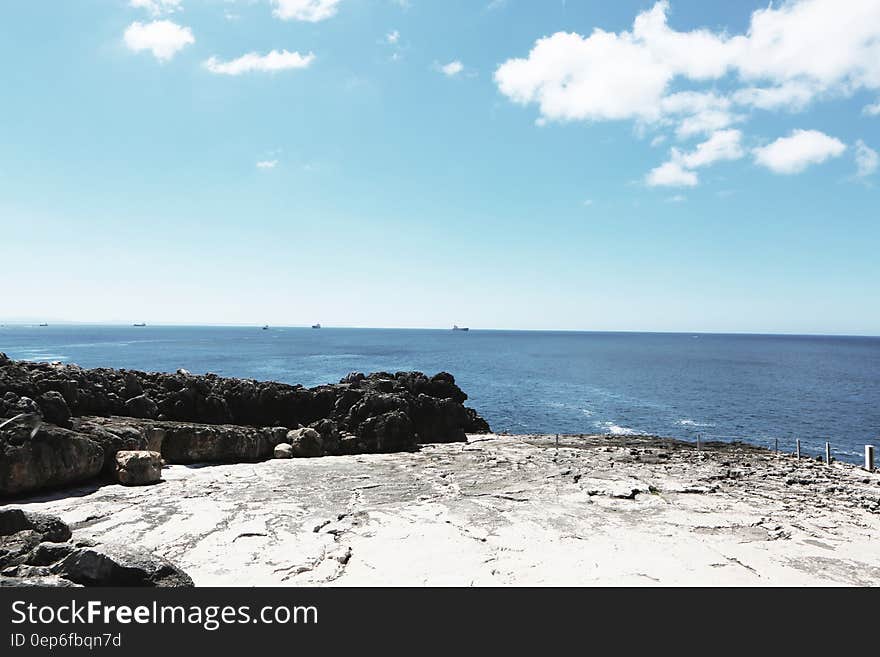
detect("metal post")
[775,438,778,454]
[795,439,801,460]
[696,433,701,451]
[825,441,831,465]
[866,445,875,472]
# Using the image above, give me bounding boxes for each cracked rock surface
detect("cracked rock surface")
[9,434,880,586]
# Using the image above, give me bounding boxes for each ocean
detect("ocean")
[2,325,878,465]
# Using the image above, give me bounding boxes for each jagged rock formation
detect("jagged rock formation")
[0,508,192,587]
[0,353,490,496]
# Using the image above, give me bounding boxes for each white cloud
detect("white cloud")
[753,129,846,174]
[272,0,341,22]
[495,30,669,123]
[656,91,744,138]
[495,1,880,132]
[124,20,194,62]
[130,0,182,16]
[855,139,878,177]
[204,50,315,75]
[648,130,744,187]
[646,161,698,187]
[440,60,464,77]
[732,81,818,112]
[257,160,279,169]
[863,101,880,116]
[386,30,400,45]
[676,129,744,169]
[666,194,686,203]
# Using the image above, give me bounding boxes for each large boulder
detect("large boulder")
[0,509,192,588]
[273,443,293,459]
[0,531,42,570]
[0,510,73,570]
[123,394,158,420]
[73,419,150,474]
[0,425,104,496]
[358,410,415,453]
[159,423,273,464]
[38,391,72,428]
[0,509,72,543]
[286,428,324,458]
[114,450,162,486]
[52,545,194,587]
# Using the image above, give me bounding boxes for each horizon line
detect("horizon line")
[0,321,877,339]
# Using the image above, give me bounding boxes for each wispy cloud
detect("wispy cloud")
[272,0,341,22]
[855,139,878,177]
[204,50,315,75]
[439,60,464,77]
[130,0,182,17]
[256,160,278,169]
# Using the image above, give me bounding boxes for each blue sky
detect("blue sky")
[1,0,878,334]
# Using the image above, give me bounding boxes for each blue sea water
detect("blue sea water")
[1,325,878,465]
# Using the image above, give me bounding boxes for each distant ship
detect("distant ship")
[133,323,146,327]
[452,325,469,331]
[38,323,48,327]
[262,325,269,330]
[312,323,322,329]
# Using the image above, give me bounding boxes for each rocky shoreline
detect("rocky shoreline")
[0,354,490,497]
[0,355,493,586]
[3,355,879,586]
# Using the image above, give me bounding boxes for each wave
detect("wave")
[676,418,714,428]
[596,421,637,436]
[19,353,69,362]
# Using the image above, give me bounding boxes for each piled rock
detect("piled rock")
[0,508,192,587]
[0,354,490,496]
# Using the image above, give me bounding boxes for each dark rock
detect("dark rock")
[73,419,149,474]
[38,391,72,428]
[0,509,72,543]
[0,531,41,569]
[0,574,81,587]
[358,410,415,453]
[0,426,104,496]
[0,357,490,493]
[2,564,53,578]
[124,394,158,420]
[123,372,143,399]
[309,419,341,454]
[26,541,75,566]
[52,545,194,587]
[341,372,365,384]
[160,423,273,464]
